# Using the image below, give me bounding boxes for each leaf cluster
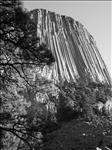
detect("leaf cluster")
[57,81,112,122]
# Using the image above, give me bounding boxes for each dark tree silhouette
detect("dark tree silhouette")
[0,0,55,149]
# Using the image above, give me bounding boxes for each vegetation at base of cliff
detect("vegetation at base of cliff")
[0,0,112,150]
[1,72,112,150]
[57,80,112,122]
[45,81,112,150]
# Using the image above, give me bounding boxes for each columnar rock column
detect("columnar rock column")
[29,9,111,85]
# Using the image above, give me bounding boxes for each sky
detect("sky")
[23,1,111,77]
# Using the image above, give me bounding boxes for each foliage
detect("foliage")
[42,118,112,150]
[0,0,55,90]
[0,59,57,149]
[57,81,112,122]
[25,69,60,132]
[0,0,55,149]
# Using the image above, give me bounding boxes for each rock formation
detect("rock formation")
[29,9,111,85]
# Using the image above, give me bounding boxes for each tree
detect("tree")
[0,0,55,149]
[0,0,55,85]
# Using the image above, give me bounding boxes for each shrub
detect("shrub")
[57,81,112,122]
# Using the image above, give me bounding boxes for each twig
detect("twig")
[0,126,32,150]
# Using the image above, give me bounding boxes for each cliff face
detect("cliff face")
[29,9,111,85]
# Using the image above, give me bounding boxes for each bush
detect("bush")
[57,81,112,122]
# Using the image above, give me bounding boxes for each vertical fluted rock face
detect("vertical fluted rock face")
[30,9,111,85]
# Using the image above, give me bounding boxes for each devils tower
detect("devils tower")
[29,9,111,86]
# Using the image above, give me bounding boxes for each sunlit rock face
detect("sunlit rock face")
[29,9,111,85]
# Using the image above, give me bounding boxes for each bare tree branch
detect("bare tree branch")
[0,126,32,150]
